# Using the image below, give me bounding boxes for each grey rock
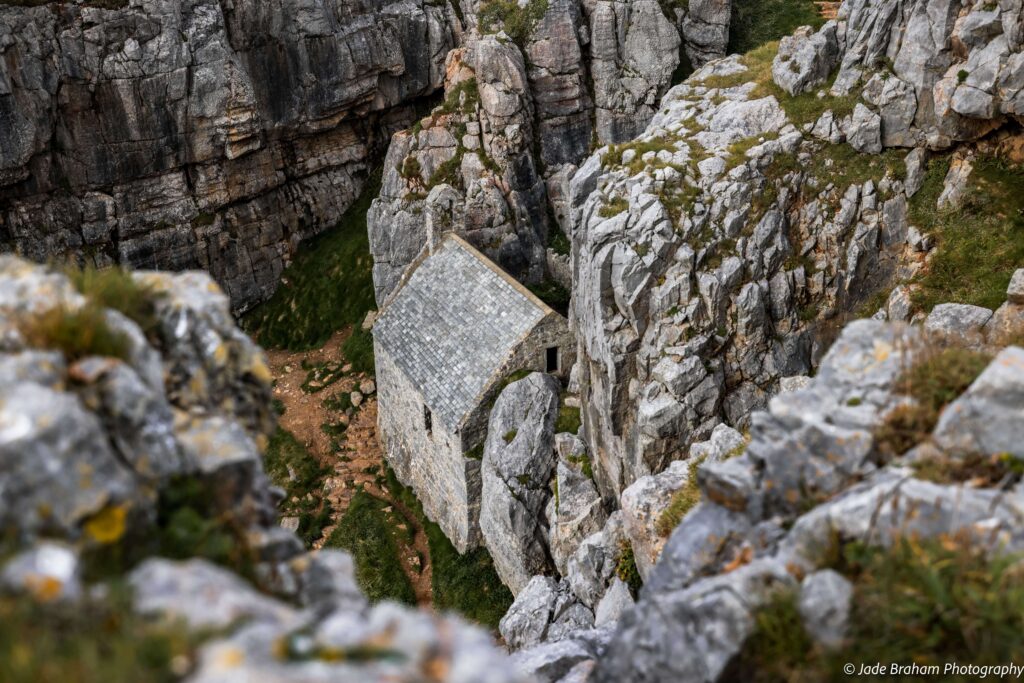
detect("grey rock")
[1,542,81,603]
[619,460,689,579]
[512,638,595,683]
[1008,268,1024,305]
[904,148,928,198]
[500,575,560,651]
[924,303,994,342]
[779,376,812,393]
[772,23,841,96]
[846,103,883,154]
[594,578,634,627]
[549,457,608,576]
[933,347,1024,459]
[481,372,562,595]
[798,569,852,650]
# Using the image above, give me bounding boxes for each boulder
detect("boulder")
[798,569,852,650]
[480,373,562,595]
[771,23,840,96]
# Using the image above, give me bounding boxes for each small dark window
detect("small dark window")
[424,405,432,434]
[546,346,559,373]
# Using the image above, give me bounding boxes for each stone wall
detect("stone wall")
[374,338,483,553]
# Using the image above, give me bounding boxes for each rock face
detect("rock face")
[591,305,1024,682]
[0,0,460,311]
[0,256,530,683]
[481,372,562,595]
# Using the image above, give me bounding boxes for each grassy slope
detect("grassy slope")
[262,429,333,547]
[242,173,380,352]
[384,466,514,630]
[324,489,418,605]
[908,155,1024,312]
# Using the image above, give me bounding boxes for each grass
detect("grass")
[324,489,417,605]
[0,589,198,683]
[340,327,375,376]
[729,537,1024,681]
[656,441,746,537]
[262,429,333,547]
[384,466,513,629]
[908,154,1024,312]
[875,345,992,458]
[555,402,582,435]
[242,173,379,352]
[20,305,132,363]
[598,196,629,218]
[727,0,823,56]
[66,265,161,336]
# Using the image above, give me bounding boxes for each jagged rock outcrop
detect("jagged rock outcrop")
[546,434,608,575]
[0,256,529,683]
[581,278,1024,681]
[0,0,460,311]
[481,372,562,595]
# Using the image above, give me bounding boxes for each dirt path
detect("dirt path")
[265,327,434,604]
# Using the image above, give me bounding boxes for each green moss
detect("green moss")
[0,589,200,683]
[263,429,333,547]
[324,489,417,605]
[908,155,1024,312]
[243,173,379,351]
[503,429,518,444]
[549,224,571,256]
[383,466,513,629]
[555,403,582,435]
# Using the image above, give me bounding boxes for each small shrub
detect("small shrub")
[527,279,570,316]
[478,0,549,47]
[615,540,643,597]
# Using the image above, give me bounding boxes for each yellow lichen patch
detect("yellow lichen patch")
[25,576,64,603]
[249,355,273,384]
[212,343,229,366]
[83,504,127,544]
[872,340,892,363]
[213,646,245,669]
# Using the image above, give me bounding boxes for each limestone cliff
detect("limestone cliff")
[0,0,459,311]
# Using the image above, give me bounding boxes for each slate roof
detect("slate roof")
[374,235,552,432]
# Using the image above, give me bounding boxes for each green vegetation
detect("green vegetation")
[324,489,418,605]
[615,540,643,597]
[549,224,571,256]
[82,476,259,585]
[478,0,549,48]
[262,429,333,547]
[875,345,992,458]
[728,0,823,56]
[656,441,746,536]
[384,466,513,629]
[729,537,1024,681]
[907,155,1024,312]
[66,265,161,336]
[243,173,379,352]
[20,304,132,363]
[555,402,582,436]
[0,590,199,683]
[503,429,518,444]
[598,196,629,218]
[340,326,375,376]
[528,278,571,316]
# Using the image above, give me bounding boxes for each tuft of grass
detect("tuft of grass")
[615,540,643,597]
[598,196,629,218]
[324,489,417,605]
[555,403,582,435]
[0,589,199,683]
[66,265,161,336]
[730,537,1024,680]
[875,345,992,457]
[656,442,746,537]
[908,155,1024,312]
[242,173,379,351]
[728,0,823,56]
[384,466,513,629]
[262,429,333,547]
[20,305,132,363]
